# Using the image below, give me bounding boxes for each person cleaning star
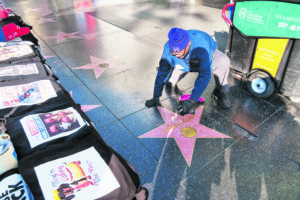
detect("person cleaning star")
[145,27,232,115]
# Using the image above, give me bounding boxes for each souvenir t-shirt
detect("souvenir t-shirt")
[0,43,40,64]
[18,130,146,200]
[0,77,74,118]
[6,107,89,159]
[0,62,52,82]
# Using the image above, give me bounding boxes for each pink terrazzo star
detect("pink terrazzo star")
[139,106,231,166]
[37,17,55,25]
[16,2,28,5]
[69,91,101,112]
[75,7,93,13]
[83,32,99,40]
[47,31,82,43]
[44,55,55,59]
[73,56,121,79]
[24,8,40,12]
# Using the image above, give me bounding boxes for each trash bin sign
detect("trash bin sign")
[233,1,300,39]
[252,38,289,77]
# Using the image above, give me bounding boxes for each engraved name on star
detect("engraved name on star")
[139,106,231,166]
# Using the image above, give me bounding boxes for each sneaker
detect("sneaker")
[212,89,231,109]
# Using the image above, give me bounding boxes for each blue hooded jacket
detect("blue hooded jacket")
[153,30,217,102]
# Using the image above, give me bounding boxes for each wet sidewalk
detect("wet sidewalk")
[2,0,299,199]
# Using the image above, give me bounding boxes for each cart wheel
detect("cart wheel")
[247,71,275,98]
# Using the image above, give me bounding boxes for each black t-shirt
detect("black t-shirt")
[18,128,144,200]
[0,77,74,118]
[6,106,90,160]
[0,62,53,82]
[0,43,41,65]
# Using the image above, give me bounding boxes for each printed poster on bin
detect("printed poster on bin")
[0,63,39,77]
[34,147,120,200]
[0,80,57,109]
[20,107,87,148]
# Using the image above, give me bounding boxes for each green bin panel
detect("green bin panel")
[233,1,300,39]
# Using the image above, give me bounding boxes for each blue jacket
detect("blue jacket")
[0,26,7,42]
[153,30,217,102]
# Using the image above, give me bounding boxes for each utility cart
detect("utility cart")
[222,0,300,98]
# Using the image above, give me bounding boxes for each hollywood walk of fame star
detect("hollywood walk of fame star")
[16,2,28,5]
[69,91,101,112]
[75,6,94,13]
[139,106,231,166]
[48,31,82,43]
[73,1,93,13]
[24,8,40,12]
[73,56,122,79]
[37,17,55,25]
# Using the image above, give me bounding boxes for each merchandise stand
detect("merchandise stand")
[0,6,148,200]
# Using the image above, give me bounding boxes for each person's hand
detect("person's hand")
[177,100,197,115]
[145,97,160,108]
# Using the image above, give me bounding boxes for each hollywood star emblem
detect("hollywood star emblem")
[73,56,121,79]
[48,31,82,43]
[139,106,231,166]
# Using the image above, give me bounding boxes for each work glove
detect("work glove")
[145,97,160,108]
[0,23,30,42]
[177,100,197,115]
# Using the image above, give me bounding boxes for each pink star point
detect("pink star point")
[44,55,55,59]
[25,8,40,12]
[69,91,101,112]
[83,32,99,40]
[37,17,55,25]
[139,106,231,166]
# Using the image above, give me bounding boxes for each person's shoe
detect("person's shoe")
[166,81,173,89]
[174,85,183,95]
[212,89,231,109]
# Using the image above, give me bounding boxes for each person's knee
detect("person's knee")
[213,51,230,70]
[222,55,230,69]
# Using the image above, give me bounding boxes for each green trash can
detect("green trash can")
[222,0,300,98]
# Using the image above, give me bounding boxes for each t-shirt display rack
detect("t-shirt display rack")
[0,7,148,200]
